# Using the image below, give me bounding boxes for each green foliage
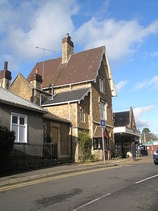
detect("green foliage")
[141,127,158,142]
[142,128,151,134]
[110,149,118,159]
[0,125,15,160]
[85,153,95,162]
[78,132,92,161]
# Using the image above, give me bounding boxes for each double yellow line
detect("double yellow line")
[0,166,120,192]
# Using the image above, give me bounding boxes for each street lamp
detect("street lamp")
[36,46,55,79]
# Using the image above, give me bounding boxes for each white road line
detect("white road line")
[72,193,111,211]
[135,174,158,184]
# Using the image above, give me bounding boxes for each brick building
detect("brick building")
[27,33,117,161]
[0,62,71,162]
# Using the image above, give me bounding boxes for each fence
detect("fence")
[0,143,58,175]
[9,143,57,160]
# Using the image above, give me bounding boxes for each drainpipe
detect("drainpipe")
[40,93,42,106]
[69,102,73,161]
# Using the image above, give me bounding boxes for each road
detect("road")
[0,159,158,211]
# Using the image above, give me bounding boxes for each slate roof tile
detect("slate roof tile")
[42,87,90,106]
[27,46,104,88]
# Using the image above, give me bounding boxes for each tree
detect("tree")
[78,131,93,161]
[0,125,15,160]
[142,128,150,134]
[141,127,158,142]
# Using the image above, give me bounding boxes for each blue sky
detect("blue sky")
[0,0,158,134]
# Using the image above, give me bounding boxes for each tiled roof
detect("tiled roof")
[0,87,46,113]
[27,46,105,88]
[43,112,70,124]
[94,126,102,138]
[42,87,90,106]
[113,111,130,127]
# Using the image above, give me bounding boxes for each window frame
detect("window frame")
[93,138,102,150]
[11,112,28,143]
[99,77,104,93]
[100,101,107,120]
[81,107,85,122]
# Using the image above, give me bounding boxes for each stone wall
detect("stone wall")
[11,74,32,101]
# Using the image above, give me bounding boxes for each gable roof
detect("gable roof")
[114,107,136,128]
[42,87,90,106]
[11,73,30,86]
[113,107,140,137]
[27,46,117,96]
[114,111,129,127]
[0,87,46,113]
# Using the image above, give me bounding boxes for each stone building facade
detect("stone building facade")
[27,34,117,161]
[3,33,117,162]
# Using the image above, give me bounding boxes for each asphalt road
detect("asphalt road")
[0,159,158,211]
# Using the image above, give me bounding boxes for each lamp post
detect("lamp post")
[36,46,55,79]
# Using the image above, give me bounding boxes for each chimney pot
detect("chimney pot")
[36,68,39,74]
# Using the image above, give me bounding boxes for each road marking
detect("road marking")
[0,166,120,192]
[135,174,158,184]
[72,193,111,211]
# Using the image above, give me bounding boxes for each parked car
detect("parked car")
[153,149,158,164]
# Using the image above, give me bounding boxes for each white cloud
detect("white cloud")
[1,0,158,73]
[151,51,158,57]
[134,105,154,131]
[133,75,158,91]
[0,0,78,70]
[132,80,147,91]
[74,18,158,61]
[148,75,158,89]
[116,80,128,93]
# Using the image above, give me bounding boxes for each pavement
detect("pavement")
[0,156,153,188]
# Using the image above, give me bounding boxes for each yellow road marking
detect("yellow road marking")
[0,166,120,192]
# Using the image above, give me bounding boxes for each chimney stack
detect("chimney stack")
[30,69,42,90]
[62,33,74,63]
[0,61,12,90]
[4,61,8,70]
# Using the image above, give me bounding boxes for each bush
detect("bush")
[110,149,118,159]
[78,132,92,161]
[0,125,15,160]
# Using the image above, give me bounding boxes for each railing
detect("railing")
[9,143,57,160]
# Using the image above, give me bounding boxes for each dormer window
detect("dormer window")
[99,77,103,93]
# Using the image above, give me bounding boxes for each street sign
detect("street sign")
[100,120,105,127]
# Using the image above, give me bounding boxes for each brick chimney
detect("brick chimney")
[62,33,74,63]
[30,68,42,90]
[0,61,12,90]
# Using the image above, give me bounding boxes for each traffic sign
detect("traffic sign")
[100,120,105,127]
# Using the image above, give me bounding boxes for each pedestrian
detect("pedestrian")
[131,141,136,161]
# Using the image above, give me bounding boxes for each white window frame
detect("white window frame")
[100,101,107,120]
[11,112,27,143]
[81,107,85,122]
[99,77,104,93]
